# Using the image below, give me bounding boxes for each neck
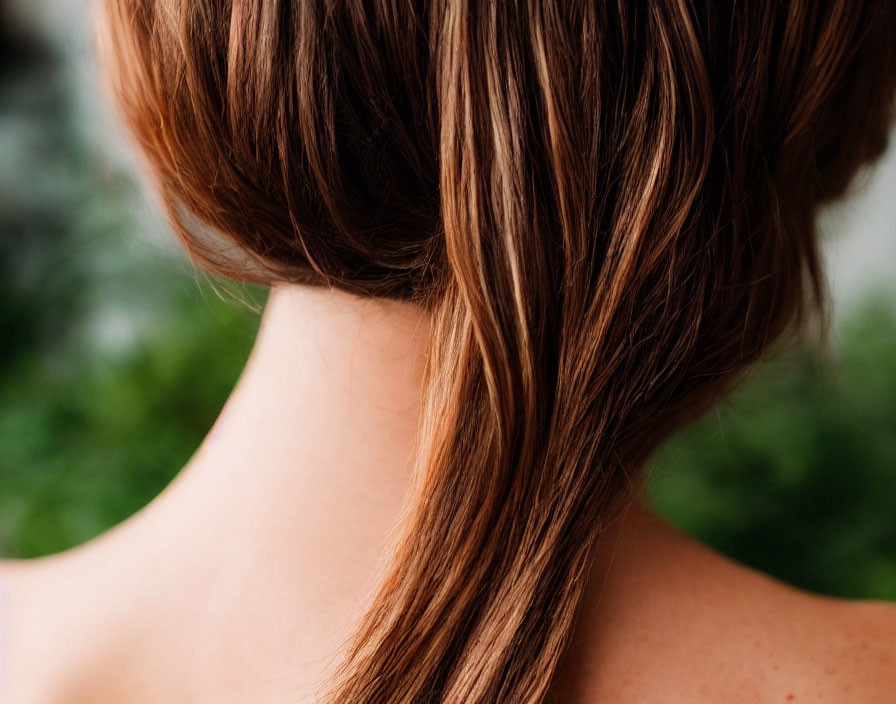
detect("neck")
[158,283,433,564]
[46,283,433,605]
[191,283,431,490]
[10,283,694,701]
[131,282,663,607]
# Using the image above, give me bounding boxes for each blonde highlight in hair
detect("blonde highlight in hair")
[96,1,896,701]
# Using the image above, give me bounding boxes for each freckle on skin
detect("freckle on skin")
[786,694,795,701]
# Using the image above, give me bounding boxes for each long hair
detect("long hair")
[96,2,896,701]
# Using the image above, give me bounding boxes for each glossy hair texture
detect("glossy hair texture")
[97,1,896,701]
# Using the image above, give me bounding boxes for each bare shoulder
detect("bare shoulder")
[715,560,896,703]
[0,555,103,704]
[800,595,896,702]
[1,558,54,703]
[697,542,896,703]
[555,508,896,704]
[827,596,896,649]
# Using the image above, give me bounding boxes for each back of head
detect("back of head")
[97,1,896,701]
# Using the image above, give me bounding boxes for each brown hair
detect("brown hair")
[96,1,896,701]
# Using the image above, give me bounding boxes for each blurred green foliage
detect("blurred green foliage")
[1,16,894,601]
[0,25,262,556]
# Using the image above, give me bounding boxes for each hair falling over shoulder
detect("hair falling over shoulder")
[96,1,896,701]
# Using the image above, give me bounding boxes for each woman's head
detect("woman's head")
[97,2,896,701]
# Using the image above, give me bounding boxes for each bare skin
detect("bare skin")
[2,284,895,703]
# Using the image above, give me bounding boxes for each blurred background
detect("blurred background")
[1,1,894,600]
